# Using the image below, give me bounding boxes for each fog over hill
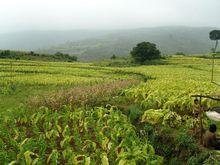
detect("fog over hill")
[0,30,113,50]
[0,26,219,61]
[39,26,218,61]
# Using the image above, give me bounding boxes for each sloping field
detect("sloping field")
[1,56,220,164]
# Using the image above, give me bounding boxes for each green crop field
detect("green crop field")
[0,59,141,112]
[1,56,220,164]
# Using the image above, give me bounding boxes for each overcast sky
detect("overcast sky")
[0,0,220,33]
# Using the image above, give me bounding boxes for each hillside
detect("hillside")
[41,26,218,61]
[0,26,219,61]
[0,30,113,50]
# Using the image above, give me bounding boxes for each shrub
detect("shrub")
[175,52,185,55]
[127,105,142,124]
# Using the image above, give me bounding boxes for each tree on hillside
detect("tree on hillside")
[54,51,77,62]
[110,54,116,60]
[55,51,64,56]
[209,30,220,82]
[29,51,35,56]
[130,42,160,63]
[1,50,10,55]
[175,52,185,56]
[209,30,220,53]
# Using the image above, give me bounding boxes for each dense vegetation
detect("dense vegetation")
[131,42,161,63]
[209,30,220,53]
[0,106,163,164]
[0,50,77,62]
[1,56,220,164]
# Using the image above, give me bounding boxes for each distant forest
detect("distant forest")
[0,50,77,62]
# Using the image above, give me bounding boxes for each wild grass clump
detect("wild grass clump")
[28,79,139,110]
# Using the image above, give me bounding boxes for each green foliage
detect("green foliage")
[175,52,185,55]
[210,30,220,53]
[0,106,162,164]
[202,151,220,164]
[93,58,135,67]
[0,59,140,111]
[110,54,116,60]
[209,30,220,40]
[162,111,182,128]
[141,109,168,125]
[0,81,16,95]
[125,78,220,116]
[141,123,205,164]
[130,42,161,63]
[187,150,210,165]
[54,51,77,61]
[0,50,77,62]
[141,109,188,129]
[127,105,142,124]
[1,56,220,164]
[175,130,197,152]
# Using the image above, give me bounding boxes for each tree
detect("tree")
[110,54,116,60]
[209,30,220,53]
[175,52,185,56]
[130,42,160,63]
[30,51,34,55]
[209,30,220,82]
[69,55,77,62]
[2,50,10,55]
[55,52,63,56]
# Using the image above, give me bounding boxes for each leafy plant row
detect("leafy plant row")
[0,105,163,164]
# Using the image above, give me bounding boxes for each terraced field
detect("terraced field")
[1,56,220,164]
[0,59,141,112]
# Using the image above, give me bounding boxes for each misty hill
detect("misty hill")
[0,27,219,61]
[40,26,218,61]
[0,30,113,50]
